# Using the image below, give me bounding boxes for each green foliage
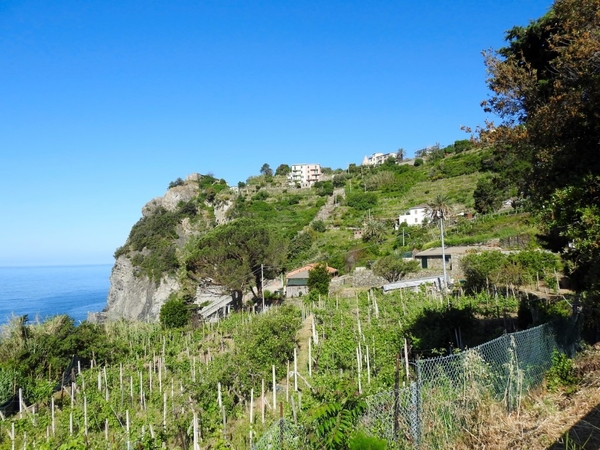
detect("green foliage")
[432,152,483,178]
[275,163,291,176]
[313,180,334,196]
[168,177,184,189]
[311,220,326,233]
[461,250,561,293]
[346,191,378,211]
[372,256,420,282]
[474,176,505,214]
[546,350,577,393]
[308,263,332,296]
[361,218,388,244]
[483,0,600,337]
[159,296,191,329]
[408,305,479,356]
[348,431,388,450]
[260,163,273,177]
[307,380,366,449]
[184,217,287,294]
[414,158,424,166]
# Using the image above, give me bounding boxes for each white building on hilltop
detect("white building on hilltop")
[288,163,322,187]
[362,152,397,166]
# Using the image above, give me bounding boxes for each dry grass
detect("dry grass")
[453,344,600,449]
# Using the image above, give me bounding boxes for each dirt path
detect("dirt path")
[295,313,313,380]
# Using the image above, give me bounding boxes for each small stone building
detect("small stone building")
[285,263,338,297]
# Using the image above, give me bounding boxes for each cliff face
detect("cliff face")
[98,256,180,322]
[89,173,234,323]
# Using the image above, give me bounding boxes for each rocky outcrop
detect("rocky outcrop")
[142,182,199,217]
[89,256,180,323]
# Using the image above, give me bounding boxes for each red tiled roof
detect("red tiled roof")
[286,263,338,279]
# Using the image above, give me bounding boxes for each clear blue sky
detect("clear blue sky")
[0,0,552,266]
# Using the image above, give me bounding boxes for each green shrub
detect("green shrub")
[546,350,577,393]
[159,297,191,329]
[346,191,378,211]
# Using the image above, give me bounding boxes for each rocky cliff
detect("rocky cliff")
[89,173,233,323]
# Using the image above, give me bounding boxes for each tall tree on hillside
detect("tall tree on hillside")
[260,163,273,177]
[275,164,291,176]
[183,218,287,298]
[396,148,405,162]
[481,0,600,337]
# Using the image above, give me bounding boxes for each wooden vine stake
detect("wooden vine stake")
[250,388,254,424]
[293,348,298,392]
[356,347,362,394]
[261,378,265,424]
[308,338,312,378]
[272,365,276,413]
[404,338,410,381]
[51,397,55,435]
[366,345,371,385]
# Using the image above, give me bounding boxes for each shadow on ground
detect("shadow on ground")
[548,402,600,449]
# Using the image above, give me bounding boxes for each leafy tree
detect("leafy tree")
[313,180,334,196]
[373,256,419,282]
[307,263,332,296]
[275,164,291,176]
[453,139,474,154]
[361,218,387,244]
[183,218,287,297]
[414,158,424,167]
[159,296,191,329]
[473,176,505,214]
[260,163,273,177]
[481,0,600,337]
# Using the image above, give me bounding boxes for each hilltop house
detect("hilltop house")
[287,164,322,187]
[396,204,428,228]
[362,152,396,166]
[285,263,338,297]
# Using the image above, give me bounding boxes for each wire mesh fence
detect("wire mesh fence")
[253,418,305,450]
[253,320,576,449]
[360,320,577,448]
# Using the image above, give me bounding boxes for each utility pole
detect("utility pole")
[439,214,448,292]
[261,264,265,312]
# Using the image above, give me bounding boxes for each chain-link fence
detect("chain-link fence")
[360,320,577,448]
[254,320,576,449]
[253,418,305,450]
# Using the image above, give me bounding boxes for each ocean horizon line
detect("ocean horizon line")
[0,262,114,269]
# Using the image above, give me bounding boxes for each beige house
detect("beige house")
[287,164,322,187]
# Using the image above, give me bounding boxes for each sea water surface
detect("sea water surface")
[0,264,111,326]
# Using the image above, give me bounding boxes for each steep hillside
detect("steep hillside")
[94,145,536,322]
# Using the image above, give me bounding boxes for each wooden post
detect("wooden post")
[366,345,371,385]
[356,347,362,394]
[261,379,265,424]
[272,365,276,413]
[51,397,55,435]
[308,338,312,378]
[404,339,410,381]
[294,348,298,392]
[250,388,254,424]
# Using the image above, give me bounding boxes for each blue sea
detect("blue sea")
[0,264,112,326]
